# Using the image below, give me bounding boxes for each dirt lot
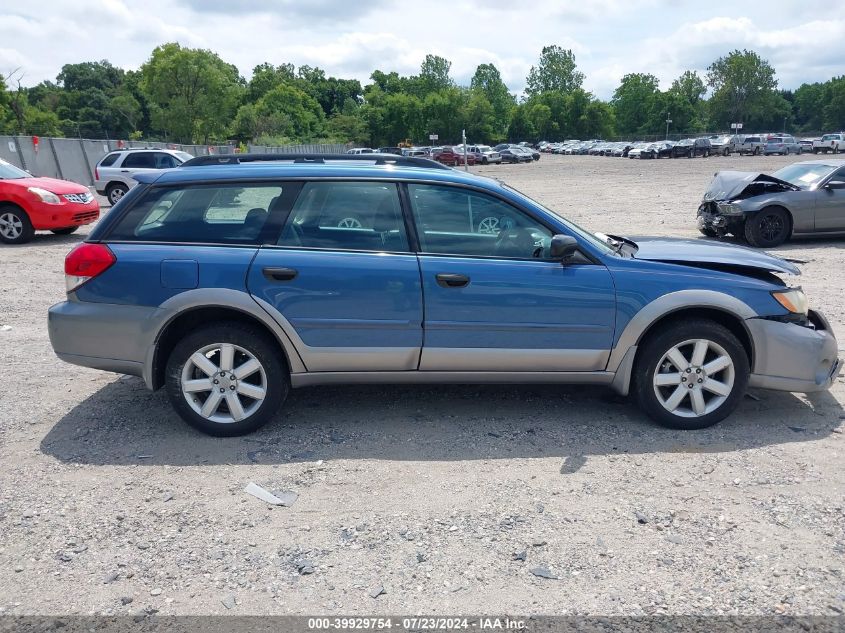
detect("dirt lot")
[1,154,843,617]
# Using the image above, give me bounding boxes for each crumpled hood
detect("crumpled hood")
[629,235,801,275]
[703,171,798,201]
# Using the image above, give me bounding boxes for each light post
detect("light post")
[665,112,672,140]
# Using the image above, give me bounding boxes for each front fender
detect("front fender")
[607,289,756,395]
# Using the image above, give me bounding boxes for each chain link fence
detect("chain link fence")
[0,136,352,186]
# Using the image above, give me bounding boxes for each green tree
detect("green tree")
[706,49,778,127]
[140,43,243,143]
[247,62,295,103]
[461,91,496,143]
[822,76,845,130]
[254,83,325,140]
[611,73,660,136]
[417,55,454,95]
[525,46,585,97]
[670,70,706,106]
[507,104,536,141]
[470,63,515,138]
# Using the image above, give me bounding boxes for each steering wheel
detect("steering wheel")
[495,227,544,258]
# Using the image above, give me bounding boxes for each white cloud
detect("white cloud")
[1,1,844,98]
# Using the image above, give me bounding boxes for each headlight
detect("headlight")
[717,202,743,215]
[772,288,808,315]
[28,187,62,205]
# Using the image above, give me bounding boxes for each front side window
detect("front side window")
[278,181,408,252]
[108,183,288,243]
[408,184,553,259]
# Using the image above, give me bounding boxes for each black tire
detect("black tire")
[165,322,288,436]
[743,206,790,248]
[633,319,750,430]
[723,148,729,156]
[106,183,129,206]
[0,204,35,245]
[51,226,78,235]
[834,146,840,155]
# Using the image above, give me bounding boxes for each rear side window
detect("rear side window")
[121,152,156,169]
[99,153,120,167]
[277,181,409,252]
[108,182,297,244]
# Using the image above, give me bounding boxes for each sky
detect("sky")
[2,0,844,99]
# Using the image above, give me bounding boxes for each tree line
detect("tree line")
[1,43,844,146]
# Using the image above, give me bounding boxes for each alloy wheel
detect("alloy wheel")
[180,342,267,424]
[759,213,785,242]
[477,216,500,234]
[337,217,363,229]
[0,212,23,240]
[652,338,735,418]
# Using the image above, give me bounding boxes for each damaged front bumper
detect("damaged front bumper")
[697,202,743,234]
[746,310,840,393]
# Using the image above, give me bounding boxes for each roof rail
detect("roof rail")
[180,153,452,170]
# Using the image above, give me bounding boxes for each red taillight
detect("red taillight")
[95,166,99,181]
[64,243,115,292]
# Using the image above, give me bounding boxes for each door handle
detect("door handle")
[435,273,470,288]
[262,267,298,281]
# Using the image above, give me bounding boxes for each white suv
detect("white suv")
[94,149,194,205]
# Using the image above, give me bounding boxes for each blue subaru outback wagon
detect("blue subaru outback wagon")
[48,154,839,436]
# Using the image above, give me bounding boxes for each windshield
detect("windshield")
[772,163,837,188]
[174,151,193,162]
[502,184,617,255]
[0,159,29,179]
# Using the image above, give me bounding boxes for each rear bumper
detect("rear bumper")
[746,310,840,393]
[48,300,161,385]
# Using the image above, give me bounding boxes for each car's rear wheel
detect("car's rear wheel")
[106,183,129,205]
[51,226,79,235]
[165,322,288,436]
[0,205,35,245]
[744,206,790,247]
[634,320,749,430]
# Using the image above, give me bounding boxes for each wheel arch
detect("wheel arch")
[147,293,306,390]
[608,290,756,395]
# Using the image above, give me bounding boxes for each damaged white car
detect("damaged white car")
[697,160,845,247]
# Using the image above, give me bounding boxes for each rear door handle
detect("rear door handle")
[435,273,470,288]
[262,267,298,281]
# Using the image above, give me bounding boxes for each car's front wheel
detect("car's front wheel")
[0,205,35,244]
[634,320,749,430]
[744,206,790,247]
[165,322,288,436]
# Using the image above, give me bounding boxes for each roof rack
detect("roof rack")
[180,153,452,170]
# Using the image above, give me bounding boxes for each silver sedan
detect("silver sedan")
[696,159,845,247]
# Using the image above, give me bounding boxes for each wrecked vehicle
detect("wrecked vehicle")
[697,160,845,247]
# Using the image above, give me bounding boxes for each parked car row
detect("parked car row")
[537,134,821,159]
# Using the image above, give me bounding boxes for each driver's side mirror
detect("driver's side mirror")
[550,234,578,261]
[824,180,845,190]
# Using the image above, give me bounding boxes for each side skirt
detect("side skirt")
[290,371,615,388]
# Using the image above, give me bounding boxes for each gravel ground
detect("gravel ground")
[0,154,843,617]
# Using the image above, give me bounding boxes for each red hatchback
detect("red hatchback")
[0,159,100,244]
